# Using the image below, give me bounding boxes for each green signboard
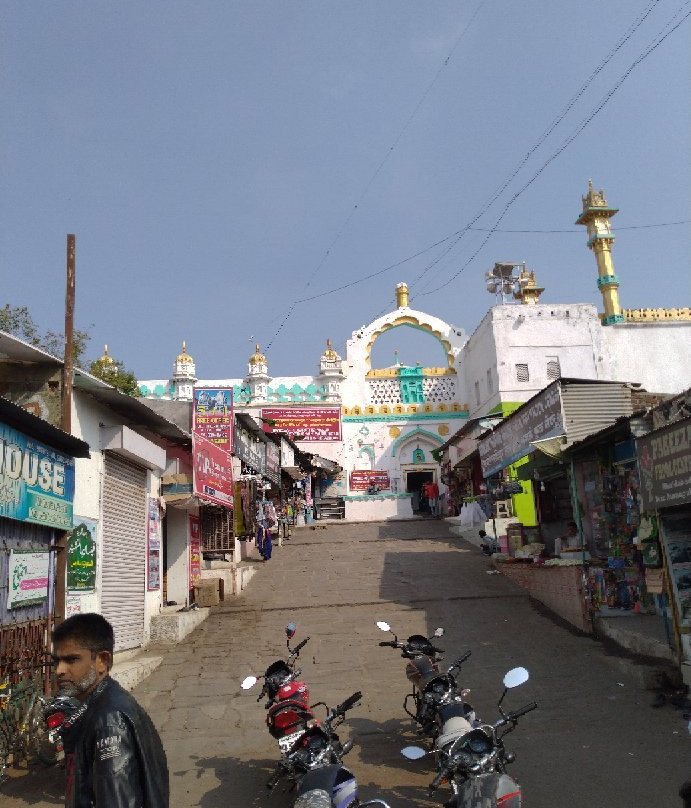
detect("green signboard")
[67,518,97,592]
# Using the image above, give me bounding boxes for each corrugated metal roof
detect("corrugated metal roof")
[561,382,633,445]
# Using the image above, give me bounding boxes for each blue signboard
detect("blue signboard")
[0,421,75,530]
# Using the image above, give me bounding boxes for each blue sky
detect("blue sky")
[2,1,689,378]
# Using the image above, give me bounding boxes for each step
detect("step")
[111,654,163,691]
[148,606,210,645]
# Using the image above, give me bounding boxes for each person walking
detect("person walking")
[52,613,169,808]
[427,480,440,516]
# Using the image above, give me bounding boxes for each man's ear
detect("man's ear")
[94,650,112,673]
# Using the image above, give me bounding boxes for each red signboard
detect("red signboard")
[349,470,391,491]
[188,515,201,589]
[193,434,233,508]
[193,387,234,451]
[261,407,342,442]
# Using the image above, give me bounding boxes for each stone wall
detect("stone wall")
[500,563,592,633]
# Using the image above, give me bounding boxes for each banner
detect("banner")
[233,423,265,472]
[7,550,50,610]
[349,470,391,491]
[193,434,233,508]
[67,518,97,592]
[261,407,342,442]
[0,421,75,529]
[637,418,691,510]
[265,441,280,485]
[147,498,161,590]
[479,384,564,476]
[193,388,234,451]
[189,515,201,588]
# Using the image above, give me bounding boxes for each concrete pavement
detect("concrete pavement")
[2,519,689,807]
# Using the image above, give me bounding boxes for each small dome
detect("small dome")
[176,341,193,364]
[98,345,116,365]
[322,338,340,361]
[249,343,267,366]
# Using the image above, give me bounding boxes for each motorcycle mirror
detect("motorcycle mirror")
[503,667,529,689]
[433,627,444,637]
[401,746,427,760]
[285,621,297,639]
[376,621,391,632]
[241,676,258,690]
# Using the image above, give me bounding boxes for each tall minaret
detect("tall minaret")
[317,338,344,402]
[172,341,197,400]
[575,181,624,324]
[246,344,270,402]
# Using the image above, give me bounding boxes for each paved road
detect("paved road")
[3,520,689,807]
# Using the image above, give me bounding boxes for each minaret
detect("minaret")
[96,345,117,375]
[246,344,270,402]
[513,268,544,305]
[576,181,624,324]
[395,282,410,309]
[317,338,344,402]
[172,341,197,400]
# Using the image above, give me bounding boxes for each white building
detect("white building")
[139,184,691,521]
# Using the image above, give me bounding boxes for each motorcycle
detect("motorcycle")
[376,620,474,738]
[401,667,537,808]
[270,691,390,807]
[241,622,313,754]
[41,694,87,767]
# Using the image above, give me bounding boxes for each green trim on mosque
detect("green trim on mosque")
[343,411,468,424]
[391,427,444,458]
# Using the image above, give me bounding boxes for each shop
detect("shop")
[477,379,637,634]
[636,407,691,681]
[0,397,89,680]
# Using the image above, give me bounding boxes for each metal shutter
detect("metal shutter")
[102,454,147,652]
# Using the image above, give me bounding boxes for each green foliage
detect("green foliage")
[89,358,140,397]
[0,304,91,368]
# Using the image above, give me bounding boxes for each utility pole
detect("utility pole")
[54,234,76,630]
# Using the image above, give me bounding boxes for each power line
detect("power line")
[413,5,691,301]
[407,0,664,295]
[264,0,489,349]
[468,220,690,233]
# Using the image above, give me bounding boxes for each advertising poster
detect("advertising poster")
[147,498,161,590]
[233,423,265,472]
[349,470,391,491]
[637,418,691,511]
[193,388,234,451]
[265,441,280,485]
[193,434,233,508]
[7,550,50,610]
[189,515,201,589]
[0,421,75,530]
[67,517,97,592]
[261,407,342,442]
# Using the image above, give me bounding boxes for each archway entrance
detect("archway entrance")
[406,469,434,514]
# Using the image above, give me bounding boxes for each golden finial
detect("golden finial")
[395,282,409,309]
[176,341,193,364]
[249,343,267,366]
[99,344,115,364]
[323,338,339,361]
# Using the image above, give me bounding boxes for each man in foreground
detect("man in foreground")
[52,613,169,808]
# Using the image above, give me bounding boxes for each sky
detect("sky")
[1,1,689,379]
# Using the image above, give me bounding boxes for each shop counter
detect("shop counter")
[499,561,593,634]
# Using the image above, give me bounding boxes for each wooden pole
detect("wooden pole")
[54,235,75,631]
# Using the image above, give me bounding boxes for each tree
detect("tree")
[0,304,91,368]
[88,355,141,397]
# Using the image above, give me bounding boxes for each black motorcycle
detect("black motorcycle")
[376,620,475,738]
[402,667,537,808]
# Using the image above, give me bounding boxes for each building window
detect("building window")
[515,363,529,382]
[474,380,480,405]
[486,368,493,394]
[546,356,561,381]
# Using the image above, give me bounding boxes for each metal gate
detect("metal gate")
[101,454,147,652]
[0,517,55,687]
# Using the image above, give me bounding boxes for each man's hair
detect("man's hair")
[52,613,115,659]
[567,520,577,529]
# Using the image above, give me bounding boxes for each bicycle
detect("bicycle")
[0,651,57,783]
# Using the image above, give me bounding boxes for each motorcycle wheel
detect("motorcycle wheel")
[26,698,58,766]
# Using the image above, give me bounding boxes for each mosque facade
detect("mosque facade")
[138,184,691,520]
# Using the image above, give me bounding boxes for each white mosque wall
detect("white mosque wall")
[604,323,691,394]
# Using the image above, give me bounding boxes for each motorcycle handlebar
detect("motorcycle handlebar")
[510,701,538,720]
[337,691,363,713]
[291,636,310,655]
[453,650,471,666]
[379,640,397,648]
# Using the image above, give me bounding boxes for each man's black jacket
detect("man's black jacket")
[61,676,169,808]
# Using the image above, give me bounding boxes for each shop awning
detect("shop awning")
[282,466,305,481]
[529,436,566,460]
